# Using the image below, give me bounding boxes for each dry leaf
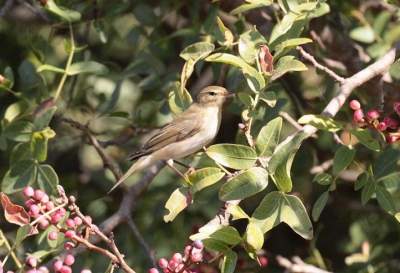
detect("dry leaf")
[1,192,30,226]
[259,45,274,73]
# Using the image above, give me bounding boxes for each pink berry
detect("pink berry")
[26,257,37,268]
[51,212,62,223]
[53,260,63,271]
[386,135,400,143]
[353,109,364,123]
[74,216,83,226]
[193,239,203,250]
[376,122,387,131]
[25,199,36,208]
[34,190,45,201]
[384,117,399,129]
[367,109,379,120]
[350,100,361,110]
[64,254,75,266]
[158,258,168,269]
[171,253,182,263]
[191,252,202,262]
[148,268,159,273]
[39,219,50,229]
[60,265,72,273]
[184,245,191,257]
[58,208,67,216]
[29,205,40,216]
[45,201,55,211]
[66,218,76,228]
[85,215,92,224]
[65,230,76,239]
[40,194,49,204]
[394,102,400,114]
[64,242,75,251]
[168,260,178,271]
[259,256,268,267]
[49,231,58,240]
[23,186,35,197]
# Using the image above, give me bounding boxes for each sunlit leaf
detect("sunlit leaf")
[313,172,333,186]
[298,114,343,132]
[222,250,237,273]
[188,167,225,194]
[350,128,380,151]
[168,82,193,116]
[376,185,396,215]
[227,205,250,220]
[164,187,192,222]
[271,55,307,81]
[255,117,282,157]
[3,121,34,142]
[206,144,257,170]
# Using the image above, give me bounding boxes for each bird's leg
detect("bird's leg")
[173,160,196,176]
[166,159,188,180]
[166,159,195,179]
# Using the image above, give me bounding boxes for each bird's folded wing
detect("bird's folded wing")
[128,112,201,160]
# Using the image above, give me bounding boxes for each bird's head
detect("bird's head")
[196,86,231,107]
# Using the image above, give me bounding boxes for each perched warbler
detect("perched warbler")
[108,86,230,193]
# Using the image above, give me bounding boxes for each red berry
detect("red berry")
[58,208,67,216]
[64,254,75,266]
[23,186,35,197]
[64,242,75,251]
[65,230,76,239]
[148,268,159,273]
[45,201,55,211]
[158,258,168,269]
[53,260,63,271]
[193,239,203,250]
[350,100,361,110]
[353,109,364,123]
[367,109,379,120]
[49,231,58,240]
[259,256,268,267]
[191,252,202,263]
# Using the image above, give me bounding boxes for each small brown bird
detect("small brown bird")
[108,86,230,193]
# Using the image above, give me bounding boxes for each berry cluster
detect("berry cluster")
[21,186,92,273]
[149,240,204,273]
[350,100,400,143]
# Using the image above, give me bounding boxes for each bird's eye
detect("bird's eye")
[208,91,216,96]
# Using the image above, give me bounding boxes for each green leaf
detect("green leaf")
[34,106,57,131]
[274,38,313,59]
[180,42,215,61]
[10,143,33,166]
[67,61,108,75]
[97,80,123,115]
[281,194,313,239]
[379,171,400,195]
[355,172,369,191]
[255,117,282,157]
[373,150,400,179]
[37,164,58,194]
[168,82,193,116]
[231,3,270,15]
[361,178,376,205]
[350,128,380,151]
[214,16,234,46]
[201,238,230,252]
[209,226,242,246]
[164,187,192,222]
[93,20,108,43]
[333,146,355,176]
[180,42,215,88]
[3,66,14,88]
[219,167,268,201]
[375,185,396,215]
[4,101,30,122]
[188,167,225,194]
[31,132,48,162]
[298,114,343,132]
[222,250,238,273]
[245,222,264,251]
[206,144,258,170]
[259,91,277,107]
[252,191,283,233]
[37,64,66,74]
[312,191,329,221]
[313,173,333,186]
[271,55,307,81]
[63,39,88,53]
[205,53,265,92]
[15,224,32,249]
[237,92,254,108]
[227,205,250,220]
[46,0,81,22]
[268,133,307,192]
[3,121,34,142]
[350,26,375,44]
[2,160,37,193]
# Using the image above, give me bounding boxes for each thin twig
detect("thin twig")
[276,255,332,273]
[297,46,346,85]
